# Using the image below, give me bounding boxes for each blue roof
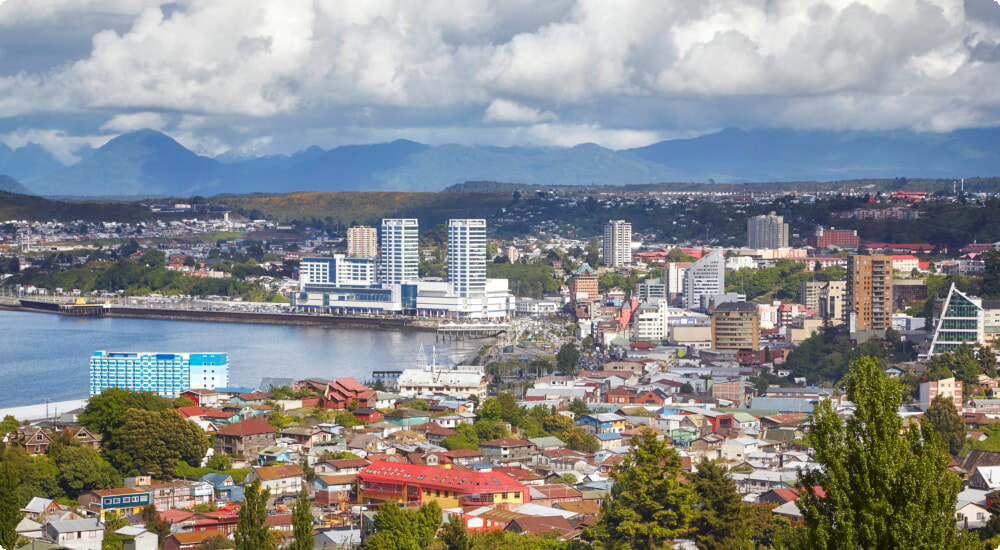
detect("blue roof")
[595,433,622,441]
[214,387,256,393]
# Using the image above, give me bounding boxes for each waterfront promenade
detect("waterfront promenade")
[0,399,89,422]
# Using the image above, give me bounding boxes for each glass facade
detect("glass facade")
[929,285,984,355]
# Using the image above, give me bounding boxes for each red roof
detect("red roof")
[176,406,205,418]
[360,460,528,494]
[333,377,369,393]
[216,418,276,436]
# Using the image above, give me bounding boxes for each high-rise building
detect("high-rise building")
[847,255,894,331]
[603,220,632,267]
[664,262,690,306]
[928,284,985,356]
[711,302,760,350]
[89,351,229,398]
[448,219,487,297]
[800,280,847,325]
[347,225,378,258]
[569,263,599,302]
[380,219,419,285]
[300,255,377,290]
[684,249,725,311]
[747,211,788,249]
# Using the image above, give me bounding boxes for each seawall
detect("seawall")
[3,301,438,332]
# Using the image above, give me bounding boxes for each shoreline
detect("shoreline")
[1,302,440,332]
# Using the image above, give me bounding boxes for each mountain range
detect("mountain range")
[2,127,1000,198]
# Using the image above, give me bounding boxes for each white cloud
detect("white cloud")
[483,99,556,123]
[0,0,998,155]
[100,112,168,132]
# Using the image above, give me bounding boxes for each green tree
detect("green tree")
[0,462,21,550]
[586,237,601,267]
[365,501,442,550]
[556,342,580,373]
[568,398,590,417]
[235,478,276,550]
[117,409,210,477]
[691,460,754,550]
[0,415,18,436]
[441,515,473,550]
[141,504,171,547]
[798,357,979,550]
[585,428,696,549]
[49,437,121,498]
[80,388,170,470]
[922,394,967,457]
[140,248,167,268]
[563,427,600,453]
[289,487,313,550]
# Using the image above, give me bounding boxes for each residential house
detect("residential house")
[115,526,158,550]
[576,413,628,435]
[214,418,277,460]
[41,518,104,550]
[21,497,64,522]
[199,473,244,502]
[164,530,227,550]
[78,487,152,520]
[140,479,214,511]
[315,474,357,506]
[280,425,333,452]
[352,408,383,423]
[321,378,377,410]
[315,458,371,476]
[634,389,670,405]
[479,438,538,466]
[179,389,229,408]
[411,422,458,446]
[243,464,306,498]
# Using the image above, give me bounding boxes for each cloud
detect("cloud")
[483,99,557,123]
[100,112,168,132]
[0,0,998,157]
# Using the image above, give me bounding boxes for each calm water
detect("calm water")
[0,310,471,408]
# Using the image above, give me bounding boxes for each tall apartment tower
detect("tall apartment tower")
[90,351,229,398]
[347,225,378,258]
[448,219,487,297]
[747,211,788,249]
[846,255,894,332]
[684,249,726,311]
[603,220,632,267]
[380,219,419,284]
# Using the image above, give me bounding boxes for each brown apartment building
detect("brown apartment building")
[847,255,894,331]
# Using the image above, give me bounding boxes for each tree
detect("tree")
[922,393,967,457]
[556,342,580,373]
[0,415,18,436]
[365,501,442,550]
[441,515,473,550]
[289,487,313,550]
[563,427,600,453]
[0,462,20,550]
[140,248,166,268]
[586,428,696,549]
[235,478,276,550]
[49,437,121,498]
[586,237,601,267]
[141,504,171,546]
[117,409,210,477]
[568,398,590,417]
[691,460,754,550]
[798,357,979,550]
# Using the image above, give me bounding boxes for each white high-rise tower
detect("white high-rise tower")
[380,219,419,284]
[603,220,632,267]
[448,219,487,297]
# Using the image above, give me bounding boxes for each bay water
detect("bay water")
[0,309,471,409]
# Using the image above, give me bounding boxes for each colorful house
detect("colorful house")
[78,487,153,520]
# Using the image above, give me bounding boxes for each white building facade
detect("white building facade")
[380,218,419,284]
[603,220,633,267]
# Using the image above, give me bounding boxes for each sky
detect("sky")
[1,0,1000,163]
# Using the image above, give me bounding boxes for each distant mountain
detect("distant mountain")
[10,127,1000,197]
[0,142,64,181]
[26,129,223,197]
[0,175,34,195]
[626,127,1000,182]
